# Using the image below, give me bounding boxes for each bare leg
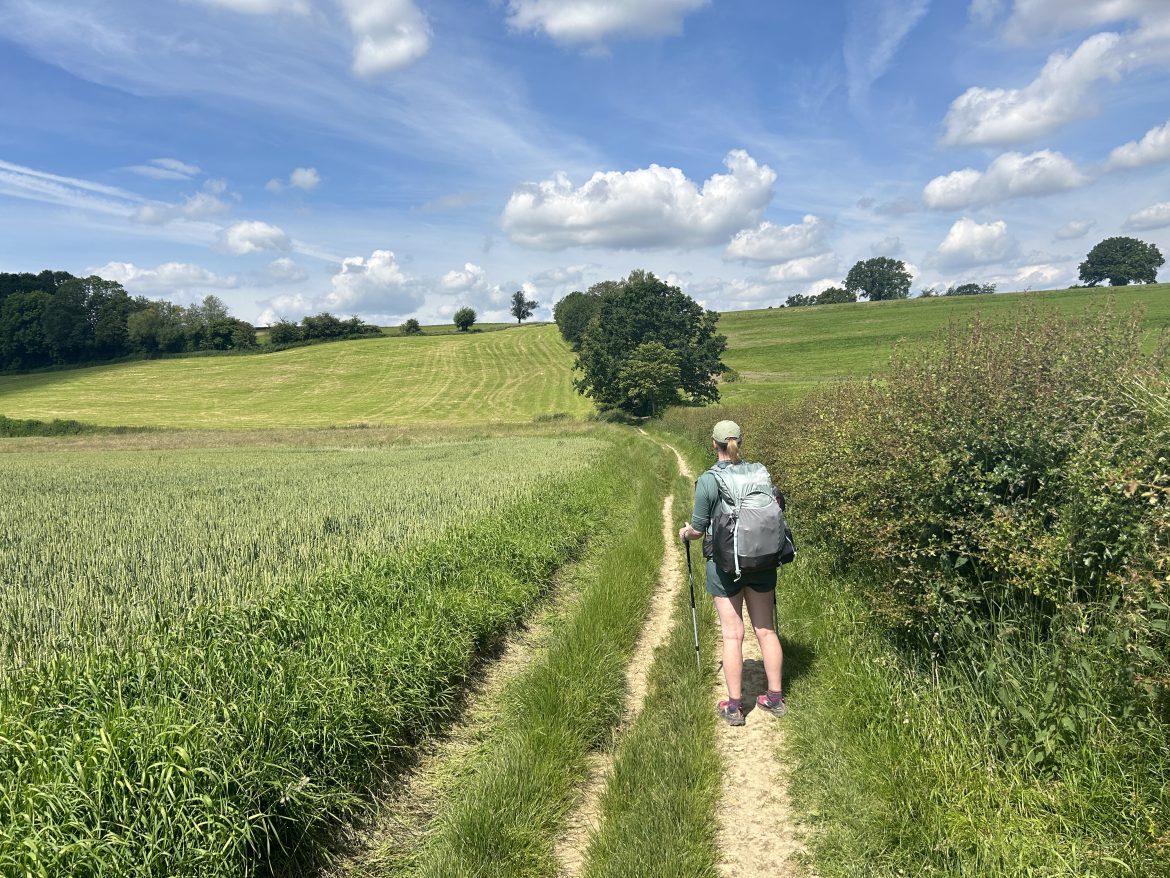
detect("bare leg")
[744,588,784,694]
[713,593,746,700]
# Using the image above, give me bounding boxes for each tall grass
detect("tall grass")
[0,431,631,876]
[0,436,604,667]
[580,459,722,878]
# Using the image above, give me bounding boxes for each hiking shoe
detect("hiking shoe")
[756,692,788,717]
[717,700,746,727]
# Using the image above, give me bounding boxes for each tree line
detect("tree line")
[787,235,1164,309]
[0,271,257,371]
[0,270,387,372]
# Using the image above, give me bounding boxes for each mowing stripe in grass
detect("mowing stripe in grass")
[384,431,673,878]
[579,463,722,878]
[0,432,639,877]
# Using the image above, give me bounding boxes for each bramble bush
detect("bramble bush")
[665,304,1170,769]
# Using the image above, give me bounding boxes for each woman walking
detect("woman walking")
[678,420,786,726]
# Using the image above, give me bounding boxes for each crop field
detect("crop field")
[0,433,604,669]
[0,323,589,428]
[0,426,654,876]
[718,283,1170,404]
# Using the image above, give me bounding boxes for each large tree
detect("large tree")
[1078,236,1164,286]
[573,270,727,415]
[845,257,912,301]
[553,287,604,350]
[510,290,538,324]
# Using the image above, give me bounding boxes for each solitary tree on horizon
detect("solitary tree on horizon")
[510,290,538,324]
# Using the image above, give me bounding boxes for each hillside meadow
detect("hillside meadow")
[0,323,589,428]
[717,283,1170,404]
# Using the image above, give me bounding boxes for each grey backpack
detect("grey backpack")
[702,462,794,579]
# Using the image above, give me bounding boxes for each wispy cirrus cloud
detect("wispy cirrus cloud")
[844,0,931,105]
[127,158,202,181]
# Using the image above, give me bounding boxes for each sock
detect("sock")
[765,689,783,706]
[727,698,742,713]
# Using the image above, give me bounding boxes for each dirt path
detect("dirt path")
[649,433,809,877]
[326,577,580,877]
[715,614,808,876]
[556,435,693,876]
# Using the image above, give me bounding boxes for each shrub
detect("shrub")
[400,318,422,335]
[453,307,476,332]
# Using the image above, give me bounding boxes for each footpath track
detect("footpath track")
[649,433,809,878]
[556,439,693,876]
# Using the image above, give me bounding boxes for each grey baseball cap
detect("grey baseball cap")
[712,420,742,443]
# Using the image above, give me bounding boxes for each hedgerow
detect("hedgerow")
[664,304,1170,869]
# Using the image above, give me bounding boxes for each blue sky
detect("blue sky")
[1,0,1168,324]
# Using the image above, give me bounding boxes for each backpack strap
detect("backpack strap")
[708,466,745,580]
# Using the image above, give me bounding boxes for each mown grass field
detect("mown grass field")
[0,323,589,428]
[718,283,1170,404]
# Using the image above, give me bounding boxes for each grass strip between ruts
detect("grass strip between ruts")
[0,431,639,877]
[580,462,722,878]
[388,431,673,878]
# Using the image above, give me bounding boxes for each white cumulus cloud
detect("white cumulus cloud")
[1001,0,1169,41]
[90,261,239,295]
[506,0,710,44]
[324,249,421,315]
[763,252,839,283]
[439,262,488,292]
[923,150,1087,210]
[265,257,308,284]
[501,150,776,250]
[220,220,290,254]
[1106,119,1170,171]
[725,215,829,264]
[942,32,1125,147]
[267,166,322,193]
[935,217,1019,266]
[133,190,232,225]
[1054,219,1095,240]
[338,0,430,76]
[1124,201,1170,231]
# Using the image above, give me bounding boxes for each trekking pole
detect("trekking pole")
[684,538,702,671]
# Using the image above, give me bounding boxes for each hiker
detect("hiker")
[679,420,787,727]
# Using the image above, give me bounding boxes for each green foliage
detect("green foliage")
[945,282,996,296]
[573,270,727,415]
[510,289,538,324]
[787,286,856,307]
[816,285,856,304]
[400,317,423,335]
[0,415,132,437]
[617,340,680,417]
[1080,236,1165,286]
[553,289,603,350]
[267,318,302,344]
[453,306,477,332]
[845,256,912,301]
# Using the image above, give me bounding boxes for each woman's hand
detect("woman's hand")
[679,524,702,543]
